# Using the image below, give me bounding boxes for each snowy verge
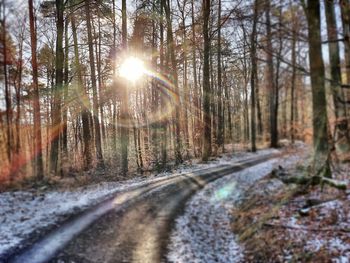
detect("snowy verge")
[167,149,305,263]
[0,147,280,259]
[273,180,350,262]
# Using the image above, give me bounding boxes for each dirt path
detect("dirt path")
[8,154,278,263]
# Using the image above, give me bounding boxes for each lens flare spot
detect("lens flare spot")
[119,57,145,82]
[211,182,237,202]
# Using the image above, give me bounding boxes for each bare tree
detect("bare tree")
[85,0,104,168]
[120,0,129,174]
[164,0,183,164]
[202,0,211,161]
[28,0,44,178]
[217,0,224,151]
[303,0,331,176]
[50,0,64,175]
[265,0,278,148]
[250,0,258,152]
[71,12,92,170]
[325,0,350,156]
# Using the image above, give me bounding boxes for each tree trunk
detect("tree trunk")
[191,0,200,157]
[2,3,12,164]
[133,124,140,169]
[291,6,297,143]
[217,0,224,151]
[305,0,331,176]
[241,24,250,144]
[164,0,183,164]
[250,0,258,152]
[62,17,69,158]
[340,0,350,88]
[15,24,24,154]
[224,70,233,143]
[325,0,350,156]
[266,0,278,148]
[120,0,129,174]
[95,9,106,145]
[71,14,92,170]
[50,0,64,175]
[151,0,159,167]
[202,0,211,161]
[256,68,263,136]
[210,46,217,155]
[85,0,104,168]
[28,0,44,179]
[111,0,118,161]
[160,0,167,168]
[273,2,282,146]
[180,3,190,159]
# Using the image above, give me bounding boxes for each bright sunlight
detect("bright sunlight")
[119,57,146,82]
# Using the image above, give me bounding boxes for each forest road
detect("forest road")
[9,153,279,263]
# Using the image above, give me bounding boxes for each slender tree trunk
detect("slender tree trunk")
[62,17,69,158]
[164,0,183,164]
[340,0,350,87]
[256,69,263,136]
[133,125,140,169]
[210,47,217,154]
[2,2,12,164]
[160,0,167,168]
[216,0,224,151]
[243,83,250,143]
[325,0,350,156]
[120,0,129,174]
[181,6,190,159]
[202,0,211,161]
[151,1,159,167]
[291,7,297,143]
[137,123,143,169]
[223,70,233,143]
[266,0,278,148]
[85,0,104,168]
[241,24,250,143]
[15,27,24,154]
[28,0,44,179]
[273,2,282,146]
[71,14,92,170]
[191,0,200,157]
[111,0,118,161]
[250,0,258,152]
[50,0,64,175]
[96,10,106,145]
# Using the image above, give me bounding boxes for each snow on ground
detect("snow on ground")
[164,148,280,175]
[0,181,134,259]
[167,148,305,263]
[0,147,280,259]
[277,194,350,262]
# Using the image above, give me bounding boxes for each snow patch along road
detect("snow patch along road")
[167,151,305,263]
[0,148,279,260]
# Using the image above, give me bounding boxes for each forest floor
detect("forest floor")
[2,142,348,262]
[230,153,350,262]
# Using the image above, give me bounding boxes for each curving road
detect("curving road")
[8,153,278,263]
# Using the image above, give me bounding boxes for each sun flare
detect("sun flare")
[119,57,145,82]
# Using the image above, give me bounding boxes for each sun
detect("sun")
[119,57,145,82]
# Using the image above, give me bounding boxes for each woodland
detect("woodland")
[0,0,349,184]
[1,1,350,262]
